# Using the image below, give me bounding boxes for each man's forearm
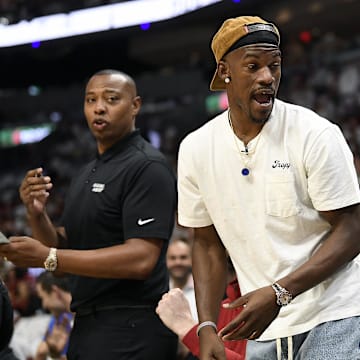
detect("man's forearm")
[193,227,228,325]
[279,205,360,298]
[193,256,227,324]
[27,212,61,248]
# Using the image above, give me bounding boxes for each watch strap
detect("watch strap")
[44,247,58,272]
[271,282,292,306]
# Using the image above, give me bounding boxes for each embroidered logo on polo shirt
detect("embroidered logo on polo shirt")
[91,183,105,192]
[272,160,291,169]
[137,218,155,226]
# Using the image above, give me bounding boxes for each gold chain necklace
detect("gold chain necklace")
[228,110,262,176]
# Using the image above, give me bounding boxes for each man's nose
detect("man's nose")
[94,100,106,114]
[258,66,274,85]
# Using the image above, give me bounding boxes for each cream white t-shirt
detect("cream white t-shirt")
[177,99,360,341]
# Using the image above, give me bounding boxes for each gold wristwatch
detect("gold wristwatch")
[44,247,58,272]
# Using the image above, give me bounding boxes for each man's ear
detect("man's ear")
[132,96,142,117]
[217,61,230,81]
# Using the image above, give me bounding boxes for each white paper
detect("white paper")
[0,232,10,244]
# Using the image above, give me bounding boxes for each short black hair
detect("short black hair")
[87,69,137,95]
[36,271,70,294]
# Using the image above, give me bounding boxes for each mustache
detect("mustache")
[253,87,275,96]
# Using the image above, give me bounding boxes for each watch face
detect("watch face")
[47,259,57,271]
[272,283,292,306]
[280,293,291,305]
[44,248,57,272]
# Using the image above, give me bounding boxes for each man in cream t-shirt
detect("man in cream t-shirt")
[177,15,360,360]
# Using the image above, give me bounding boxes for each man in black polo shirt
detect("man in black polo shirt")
[0,70,178,359]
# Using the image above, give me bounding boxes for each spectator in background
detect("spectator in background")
[177,15,360,360]
[5,267,51,360]
[34,272,72,360]
[157,257,246,360]
[4,267,40,319]
[167,237,197,321]
[0,69,178,360]
[167,237,197,359]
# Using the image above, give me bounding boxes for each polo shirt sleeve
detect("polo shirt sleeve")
[122,161,176,240]
[177,136,213,228]
[305,125,360,211]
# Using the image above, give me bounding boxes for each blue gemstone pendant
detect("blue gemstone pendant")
[241,168,250,176]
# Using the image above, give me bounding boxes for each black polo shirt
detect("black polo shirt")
[62,130,177,310]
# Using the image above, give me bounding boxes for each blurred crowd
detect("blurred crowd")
[0,21,359,360]
[1,30,360,238]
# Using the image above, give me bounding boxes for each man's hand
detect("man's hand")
[218,286,280,341]
[0,236,49,268]
[19,168,53,216]
[46,316,71,358]
[199,327,227,360]
[156,288,197,339]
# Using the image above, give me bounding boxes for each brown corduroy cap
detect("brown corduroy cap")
[210,16,280,91]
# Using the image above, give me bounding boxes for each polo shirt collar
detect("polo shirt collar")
[97,129,140,162]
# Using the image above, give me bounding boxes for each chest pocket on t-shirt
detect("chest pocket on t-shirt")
[265,174,300,217]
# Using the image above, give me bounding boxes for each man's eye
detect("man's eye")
[247,64,257,70]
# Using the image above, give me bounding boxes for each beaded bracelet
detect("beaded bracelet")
[196,321,218,337]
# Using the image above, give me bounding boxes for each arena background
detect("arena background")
[0,0,359,240]
[0,1,359,358]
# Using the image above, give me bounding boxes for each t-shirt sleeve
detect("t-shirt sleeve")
[305,125,360,211]
[177,137,213,228]
[122,161,177,240]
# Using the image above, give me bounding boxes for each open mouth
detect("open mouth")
[93,119,108,129]
[253,92,273,106]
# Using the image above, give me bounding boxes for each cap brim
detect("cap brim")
[210,69,226,91]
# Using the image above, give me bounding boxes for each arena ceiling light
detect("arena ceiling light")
[0,0,221,48]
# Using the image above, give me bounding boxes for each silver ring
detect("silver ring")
[249,331,257,339]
